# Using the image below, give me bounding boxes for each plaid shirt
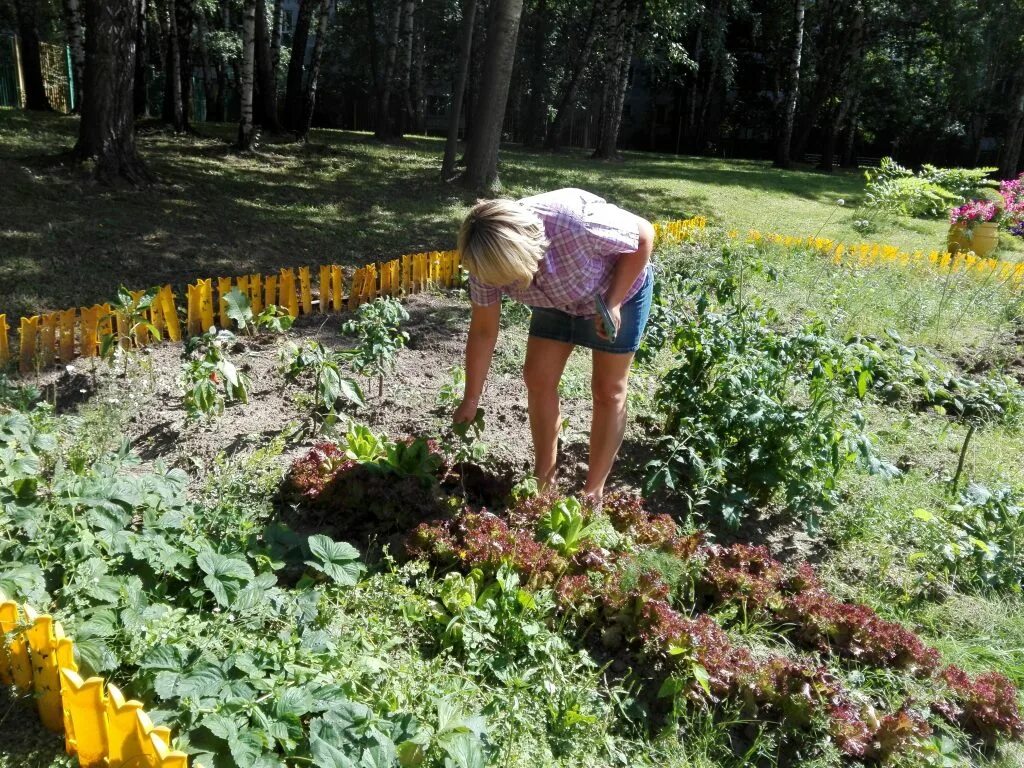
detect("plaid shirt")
[468,188,644,316]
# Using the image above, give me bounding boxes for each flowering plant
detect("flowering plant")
[949,199,999,226]
[1001,174,1024,237]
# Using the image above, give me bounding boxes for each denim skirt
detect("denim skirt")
[527,266,654,354]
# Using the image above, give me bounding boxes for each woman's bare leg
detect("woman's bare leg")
[583,349,634,500]
[524,336,575,489]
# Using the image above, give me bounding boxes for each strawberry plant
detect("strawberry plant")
[340,297,410,398]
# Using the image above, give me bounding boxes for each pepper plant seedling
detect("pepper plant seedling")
[340,298,409,398]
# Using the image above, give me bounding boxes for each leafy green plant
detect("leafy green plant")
[0,374,41,413]
[537,497,604,557]
[304,533,364,586]
[645,305,868,530]
[341,422,388,462]
[100,285,162,373]
[381,436,444,483]
[340,297,410,398]
[436,365,466,409]
[282,340,364,426]
[224,287,295,335]
[181,329,251,419]
[864,158,993,218]
[915,484,1024,594]
[449,408,487,466]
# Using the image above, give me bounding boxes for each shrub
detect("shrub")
[865,158,994,218]
[646,299,862,530]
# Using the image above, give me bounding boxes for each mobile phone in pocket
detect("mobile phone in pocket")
[594,294,618,343]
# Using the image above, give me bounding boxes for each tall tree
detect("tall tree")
[74,0,150,183]
[521,0,547,147]
[13,0,51,110]
[132,0,148,117]
[591,0,639,159]
[237,0,257,148]
[462,0,524,188]
[298,0,332,139]
[196,4,217,119]
[546,0,600,150]
[270,0,283,70]
[158,0,183,129]
[375,0,402,138]
[396,0,415,134]
[774,0,805,168]
[62,0,86,111]
[441,0,477,178]
[284,0,316,131]
[255,0,282,129]
[174,0,195,126]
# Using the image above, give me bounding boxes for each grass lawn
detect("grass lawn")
[2,108,1021,323]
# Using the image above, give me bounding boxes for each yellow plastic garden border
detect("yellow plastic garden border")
[3,216,1024,373]
[0,590,189,767]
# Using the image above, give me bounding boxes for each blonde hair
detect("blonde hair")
[458,199,549,288]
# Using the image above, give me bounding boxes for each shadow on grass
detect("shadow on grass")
[0,692,65,768]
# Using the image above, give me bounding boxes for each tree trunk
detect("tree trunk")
[196,7,218,120]
[133,0,148,117]
[299,0,331,140]
[364,0,382,134]
[237,0,257,148]
[441,0,477,178]
[591,0,638,160]
[396,0,415,134]
[522,0,547,147]
[270,0,283,69]
[14,0,51,111]
[375,0,402,139]
[546,0,599,150]
[284,0,317,131]
[212,0,229,121]
[75,0,150,184]
[159,0,184,129]
[63,0,87,111]
[175,0,195,127]
[774,0,805,169]
[462,0,523,189]
[412,9,426,132]
[255,0,282,129]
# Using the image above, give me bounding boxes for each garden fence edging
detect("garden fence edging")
[3,215,1021,376]
[0,590,188,767]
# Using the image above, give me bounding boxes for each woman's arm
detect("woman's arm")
[454,300,501,423]
[598,216,655,338]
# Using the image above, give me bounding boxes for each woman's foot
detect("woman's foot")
[537,467,559,494]
[580,486,603,513]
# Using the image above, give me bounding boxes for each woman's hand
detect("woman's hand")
[453,397,481,424]
[594,302,622,341]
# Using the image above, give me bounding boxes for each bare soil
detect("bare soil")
[29,291,817,560]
